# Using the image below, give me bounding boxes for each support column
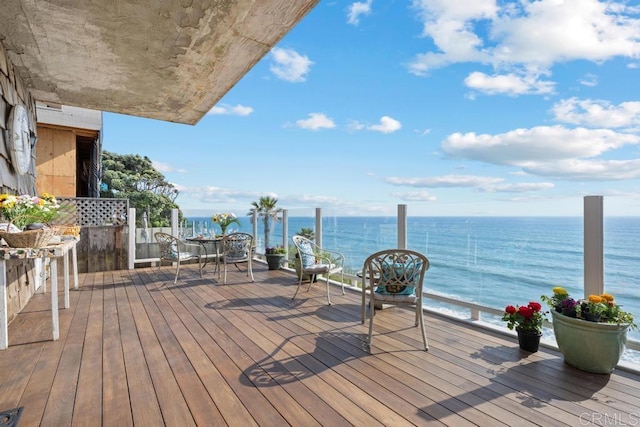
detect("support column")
[584,196,604,298]
[398,204,407,249]
[315,208,322,248]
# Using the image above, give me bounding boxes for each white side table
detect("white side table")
[0,238,79,349]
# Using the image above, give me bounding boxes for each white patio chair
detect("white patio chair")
[221,232,255,284]
[291,235,345,305]
[362,249,430,351]
[154,232,202,284]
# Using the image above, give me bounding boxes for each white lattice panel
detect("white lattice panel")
[56,197,129,227]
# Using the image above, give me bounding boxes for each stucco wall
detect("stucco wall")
[0,39,40,324]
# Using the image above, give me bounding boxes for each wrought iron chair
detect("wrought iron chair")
[291,235,345,305]
[361,249,430,351]
[154,232,203,284]
[221,232,255,284]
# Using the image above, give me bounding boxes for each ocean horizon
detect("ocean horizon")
[185,215,640,343]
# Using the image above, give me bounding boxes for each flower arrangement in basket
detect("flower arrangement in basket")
[0,193,60,247]
[211,212,240,235]
[541,286,636,328]
[502,301,547,335]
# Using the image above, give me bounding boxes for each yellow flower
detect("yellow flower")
[552,287,568,296]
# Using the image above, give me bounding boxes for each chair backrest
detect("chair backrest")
[222,232,253,261]
[155,232,180,260]
[362,249,429,297]
[292,235,317,267]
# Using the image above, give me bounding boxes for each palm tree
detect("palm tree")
[247,196,282,249]
[297,227,314,240]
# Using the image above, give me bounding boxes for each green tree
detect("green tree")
[100,151,180,226]
[247,196,282,249]
[297,227,314,240]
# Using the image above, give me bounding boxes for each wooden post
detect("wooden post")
[584,196,604,298]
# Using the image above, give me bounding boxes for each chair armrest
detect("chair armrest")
[180,241,203,254]
[317,248,345,267]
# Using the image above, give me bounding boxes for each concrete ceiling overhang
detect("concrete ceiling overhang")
[0,0,318,125]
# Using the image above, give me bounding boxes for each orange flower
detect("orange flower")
[588,295,603,304]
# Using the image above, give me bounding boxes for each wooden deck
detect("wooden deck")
[1,262,639,426]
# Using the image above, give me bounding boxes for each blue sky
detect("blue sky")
[103,0,640,217]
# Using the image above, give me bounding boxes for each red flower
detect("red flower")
[518,305,534,319]
[528,301,542,312]
[505,305,517,314]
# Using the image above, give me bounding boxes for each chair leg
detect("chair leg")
[418,306,429,351]
[198,256,203,278]
[326,280,331,305]
[292,276,304,300]
[223,262,227,284]
[248,259,254,282]
[174,261,180,284]
[367,294,376,346]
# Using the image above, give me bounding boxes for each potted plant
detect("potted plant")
[211,212,240,236]
[265,246,286,270]
[502,301,547,352]
[541,286,637,373]
[0,193,61,247]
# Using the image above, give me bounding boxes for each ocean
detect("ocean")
[185,215,640,342]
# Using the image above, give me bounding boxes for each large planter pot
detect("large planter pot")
[266,254,285,270]
[551,309,629,374]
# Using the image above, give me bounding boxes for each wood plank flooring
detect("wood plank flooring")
[1,262,638,426]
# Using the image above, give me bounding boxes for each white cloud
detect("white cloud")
[294,113,336,130]
[442,125,640,180]
[464,71,555,95]
[152,160,186,173]
[386,174,553,193]
[391,190,437,202]
[408,0,640,95]
[207,104,253,116]
[578,74,598,87]
[520,158,640,180]
[552,98,640,128]
[484,182,555,193]
[347,0,373,25]
[387,174,502,188]
[367,116,402,133]
[270,48,313,82]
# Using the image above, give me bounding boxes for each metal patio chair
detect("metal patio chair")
[221,232,255,284]
[291,235,345,305]
[154,232,203,284]
[361,249,430,351]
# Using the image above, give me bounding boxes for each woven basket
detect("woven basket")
[0,228,55,248]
